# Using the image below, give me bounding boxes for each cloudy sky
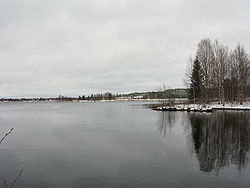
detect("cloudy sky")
[0,0,249,97]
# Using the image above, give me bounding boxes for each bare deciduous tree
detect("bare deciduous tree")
[185,38,250,104]
[184,56,194,88]
[231,44,250,104]
[213,40,229,104]
[0,128,13,144]
[1,129,25,188]
[196,39,215,102]
[158,83,175,106]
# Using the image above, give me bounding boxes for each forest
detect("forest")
[186,39,250,104]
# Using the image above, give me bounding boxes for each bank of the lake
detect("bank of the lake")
[153,103,250,112]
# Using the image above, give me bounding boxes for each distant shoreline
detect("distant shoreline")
[0,98,188,103]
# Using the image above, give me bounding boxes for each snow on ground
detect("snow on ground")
[154,102,250,112]
[176,103,250,110]
[209,102,250,109]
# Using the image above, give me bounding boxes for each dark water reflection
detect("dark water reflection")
[0,102,249,188]
[188,112,250,173]
[158,111,176,137]
[158,110,250,173]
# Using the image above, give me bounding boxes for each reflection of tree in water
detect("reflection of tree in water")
[158,112,176,137]
[188,112,250,173]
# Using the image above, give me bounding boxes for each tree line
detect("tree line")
[0,89,189,102]
[186,38,250,104]
[78,92,115,101]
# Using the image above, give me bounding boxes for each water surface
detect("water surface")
[0,102,249,188]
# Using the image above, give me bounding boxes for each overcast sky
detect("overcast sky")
[0,0,249,97]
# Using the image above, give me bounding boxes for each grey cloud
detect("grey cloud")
[0,0,249,97]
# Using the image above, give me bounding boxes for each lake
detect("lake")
[0,101,249,188]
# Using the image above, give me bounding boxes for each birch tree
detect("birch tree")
[185,39,250,104]
[196,39,215,102]
[231,44,249,104]
[213,40,229,104]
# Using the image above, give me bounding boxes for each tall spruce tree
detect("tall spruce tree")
[189,58,205,103]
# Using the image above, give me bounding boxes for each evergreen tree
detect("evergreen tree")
[189,58,205,103]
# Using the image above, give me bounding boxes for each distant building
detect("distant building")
[133,95,144,99]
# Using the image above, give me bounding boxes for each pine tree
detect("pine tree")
[189,58,205,103]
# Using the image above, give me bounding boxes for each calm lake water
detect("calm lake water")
[0,101,249,188]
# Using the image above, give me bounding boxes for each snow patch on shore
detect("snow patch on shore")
[154,103,250,112]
